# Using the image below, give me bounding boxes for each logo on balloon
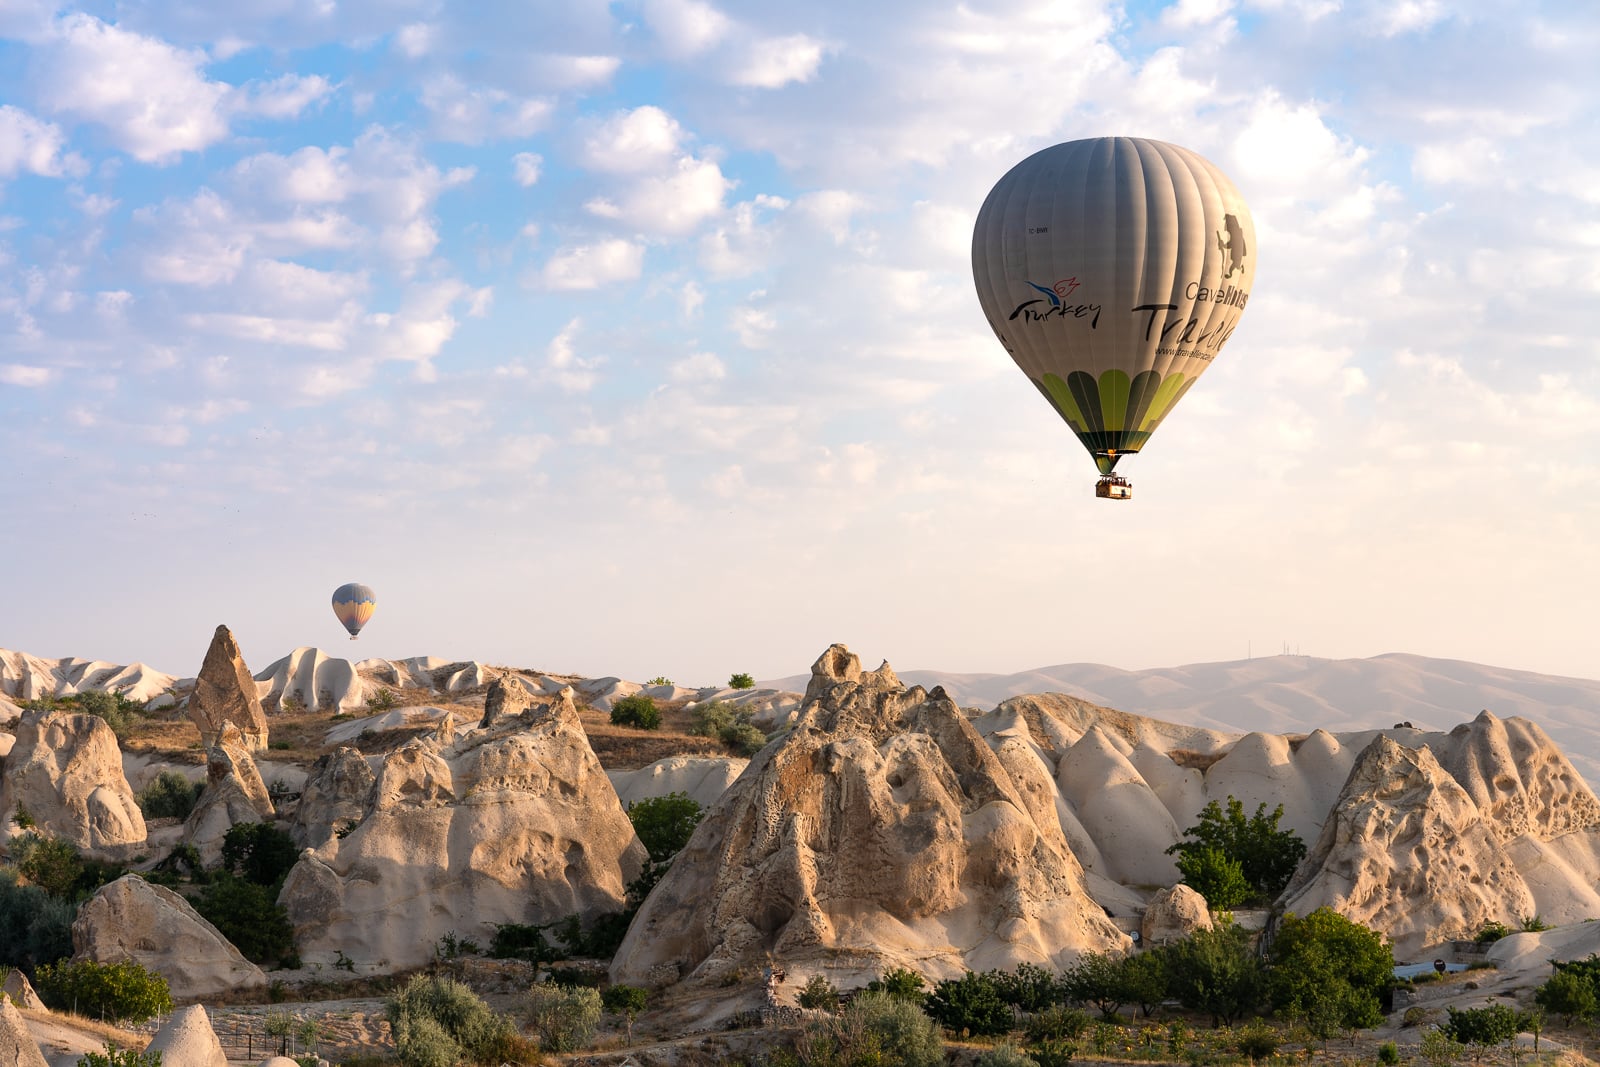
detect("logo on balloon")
[1217,214,1247,278]
[1009,278,1102,326]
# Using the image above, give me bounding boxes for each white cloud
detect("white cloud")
[730,33,824,88]
[642,0,732,57]
[39,14,228,163]
[585,156,731,235]
[393,23,435,58]
[1162,0,1235,28]
[581,106,685,174]
[541,318,604,393]
[535,54,621,89]
[239,73,334,120]
[1413,138,1501,185]
[419,76,553,144]
[700,194,786,276]
[0,363,52,386]
[669,352,726,382]
[513,152,543,187]
[540,239,644,290]
[0,105,79,178]
[796,190,865,244]
[1373,0,1446,35]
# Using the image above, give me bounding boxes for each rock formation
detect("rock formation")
[256,647,366,713]
[73,875,267,999]
[1273,726,1600,959]
[609,756,749,809]
[290,746,376,850]
[145,1004,229,1067]
[280,684,647,971]
[478,674,534,728]
[0,994,48,1067]
[182,723,275,865]
[0,648,177,706]
[2,967,44,1010]
[188,626,268,752]
[610,644,1130,989]
[0,709,146,855]
[1141,885,1212,945]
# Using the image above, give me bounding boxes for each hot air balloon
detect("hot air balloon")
[972,137,1256,500]
[331,582,376,639]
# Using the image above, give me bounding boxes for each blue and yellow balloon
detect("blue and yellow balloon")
[331,583,376,640]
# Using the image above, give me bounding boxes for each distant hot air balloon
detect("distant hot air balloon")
[972,137,1257,499]
[331,583,376,639]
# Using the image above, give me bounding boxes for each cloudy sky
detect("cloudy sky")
[1,0,1596,687]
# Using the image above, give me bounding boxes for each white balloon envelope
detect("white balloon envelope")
[972,137,1256,498]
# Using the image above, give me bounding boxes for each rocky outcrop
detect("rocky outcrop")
[2,967,43,1010]
[1141,885,1212,945]
[73,875,267,999]
[1280,735,1538,955]
[257,647,365,713]
[0,648,177,706]
[146,1004,229,1067]
[0,709,146,855]
[290,746,375,850]
[280,688,646,971]
[609,756,748,809]
[189,626,268,752]
[0,995,48,1067]
[1438,710,1600,842]
[183,724,275,865]
[611,644,1130,989]
[478,675,534,728]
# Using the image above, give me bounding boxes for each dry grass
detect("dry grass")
[576,699,732,770]
[20,1006,150,1048]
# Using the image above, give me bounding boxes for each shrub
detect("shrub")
[1536,968,1597,1025]
[627,792,703,863]
[76,1042,162,1067]
[1029,1037,1078,1067]
[1268,908,1392,1033]
[610,694,660,730]
[1173,847,1251,911]
[1474,921,1511,945]
[645,676,673,687]
[721,720,768,756]
[1061,952,1128,1019]
[729,672,756,689]
[977,1043,1035,1067]
[1164,922,1265,1027]
[867,967,927,1004]
[489,922,561,963]
[525,982,602,1052]
[798,974,841,1011]
[1379,1040,1401,1065]
[603,984,649,1043]
[1420,1027,1464,1067]
[1235,1021,1281,1063]
[0,871,75,969]
[1521,914,1551,932]
[817,991,943,1067]
[1442,1004,1520,1057]
[220,822,299,887]
[1166,797,1307,906]
[192,874,297,967]
[136,772,205,821]
[1027,1005,1093,1043]
[365,688,398,712]
[924,970,1011,1037]
[34,959,173,1024]
[72,689,144,737]
[387,974,517,1066]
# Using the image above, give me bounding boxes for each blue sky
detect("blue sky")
[2,0,1598,686]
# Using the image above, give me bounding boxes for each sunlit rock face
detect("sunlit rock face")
[611,644,1131,989]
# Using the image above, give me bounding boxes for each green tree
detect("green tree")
[34,959,173,1024]
[1118,950,1169,1017]
[1173,847,1251,910]
[1442,1005,1521,1060]
[990,961,1059,1013]
[1061,952,1127,1019]
[924,970,1012,1037]
[610,694,660,729]
[1268,908,1392,1033]
[1535,969,1597,1026]
[1166,797,1307,905]
[602,984,648,1044]
[867,968,928,1004]
[135,772,205,821]
[192,874,297,967]
[1163,922,1265,1027]
[0,869,75,970]
[626,793,703,863]
[798,974,841,1011]
[220,822,300,887]
[729,672,756,689]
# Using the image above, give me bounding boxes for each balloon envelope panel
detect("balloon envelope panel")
[331,582,377,636]
[972,137,1255,471]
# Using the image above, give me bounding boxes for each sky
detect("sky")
[1,0,1598,688]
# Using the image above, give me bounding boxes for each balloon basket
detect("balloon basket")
[1095,474,1133,500]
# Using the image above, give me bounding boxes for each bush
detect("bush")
[1029,1037,1078,1067]
[1379,1040,1401,1065]
[1173,846,1251,911]
[867,967,927,1004]
[1268,908,1393,1033]
[925,970,1011,1037]
[34,959,173,1024]
[1536,968,1598,1025]
[627,793,703,864]
[812,991,943,1067]
[136,772,205,821]
[1474,921,1511,945]
[977,1043,1035,1067]
[220,822,300,887]
[1166,797,1306,906]
[387,974,517,1066]
[72,689,144,737]
[1235,1021,1281,1063]
[798,974,841,1011]
[192,874,297,967]
[1164,922,1265,1027]
[365,688,398,712]
[729,673,756,689]
[489,922,561,963]
[1028,1005,1092,1043]
[610,694,660,730]
[526,982,602,1052]
[1442,1004,1520,1056]
[721,720,768,756]
[0,870,75,969]
[76,1042,162,1067]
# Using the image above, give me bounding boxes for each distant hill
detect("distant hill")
[765,652,1600,785]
